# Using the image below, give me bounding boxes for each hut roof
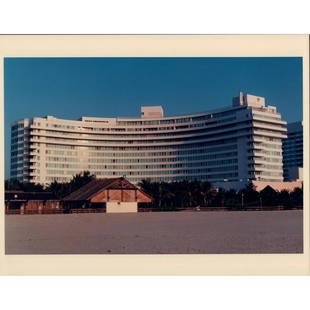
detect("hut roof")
[62,177,149,201]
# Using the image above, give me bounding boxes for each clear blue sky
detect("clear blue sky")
[4,57,303,179]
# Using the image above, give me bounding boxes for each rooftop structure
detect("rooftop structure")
[141,106,164,118]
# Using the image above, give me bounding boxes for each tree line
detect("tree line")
[5,171,303,209]
[5,171,94,199]
[138,179,303,210]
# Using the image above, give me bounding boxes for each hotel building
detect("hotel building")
[282,121,303,181]
[10,92,287,187]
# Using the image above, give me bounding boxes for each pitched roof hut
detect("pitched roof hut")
[63,177,153,213]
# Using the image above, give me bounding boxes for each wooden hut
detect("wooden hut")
[5,191,60,214]
[62,177,153,213]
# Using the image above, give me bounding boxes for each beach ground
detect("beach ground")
[5,210,303,254]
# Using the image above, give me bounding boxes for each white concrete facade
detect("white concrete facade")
[106,202,138,213]
[10,92,287,187]
[141,106,164,118]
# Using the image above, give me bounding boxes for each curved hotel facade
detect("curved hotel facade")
[11,93,287,187]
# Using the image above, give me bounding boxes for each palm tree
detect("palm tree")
[46,180,71,199]
[5,179,44,192]
[69,171,95,193]
[199,181,213,206]
[278,189,291,208]
[260,186,278,206]
[5,179,22,190]
[290,187,303,207]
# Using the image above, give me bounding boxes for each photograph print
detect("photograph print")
[4,53,304,255]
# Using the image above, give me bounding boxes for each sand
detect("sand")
[5,210,303,254]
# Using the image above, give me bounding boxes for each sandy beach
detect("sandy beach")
[5,210,303,254]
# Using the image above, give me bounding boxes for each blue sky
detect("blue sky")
[4,57,303,178]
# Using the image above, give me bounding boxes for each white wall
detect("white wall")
[141,106,164,118]
[106,202,138,213]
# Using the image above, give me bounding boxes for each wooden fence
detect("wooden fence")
[70,208,106,214]
[138,205,303,212]
[5,208,105,215]
[6,205,302,215]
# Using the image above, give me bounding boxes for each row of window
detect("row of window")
[250,156,281,163]
[252,113,282,121]
[45,160,239,170]
[283,160,303,165]
[283,149,303,155]
[11,130,25,138]
[31,110,239,131]
[126,174,239,183]
[258,178,283,182]
[285,151,302,159]
[283,138,303,144]
[33,122,76,130]
[45,138,238,151]
[144,116,237,128]
[40,126,249,145]
[283,145,303,151]
[11,163,24,169]
[249,149,282,156]
[45,144,238,157]
[283,164,303,169]
[287,132,303,136]
[250,143,283,150]
[11,124,24,131]
[11,137,24,144]
[45,176,72,182]
[255,171,283,177]
[253,135,282,143]
[44,173,240,184]
[46,166,239,176]
[283,156,303,161]
[285,139,303,144]
[83,126,176,132]
[45,151,238,164]
[117,110,238,126]
[11,156,24,163]
[11,150,24,157]
[283,153,303,159]
[33,118,239,139]
[252,120,286,128]
[81,116,234,133]
[11,143,25,150]
[253,164,283,170]
[253,128,285,136]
